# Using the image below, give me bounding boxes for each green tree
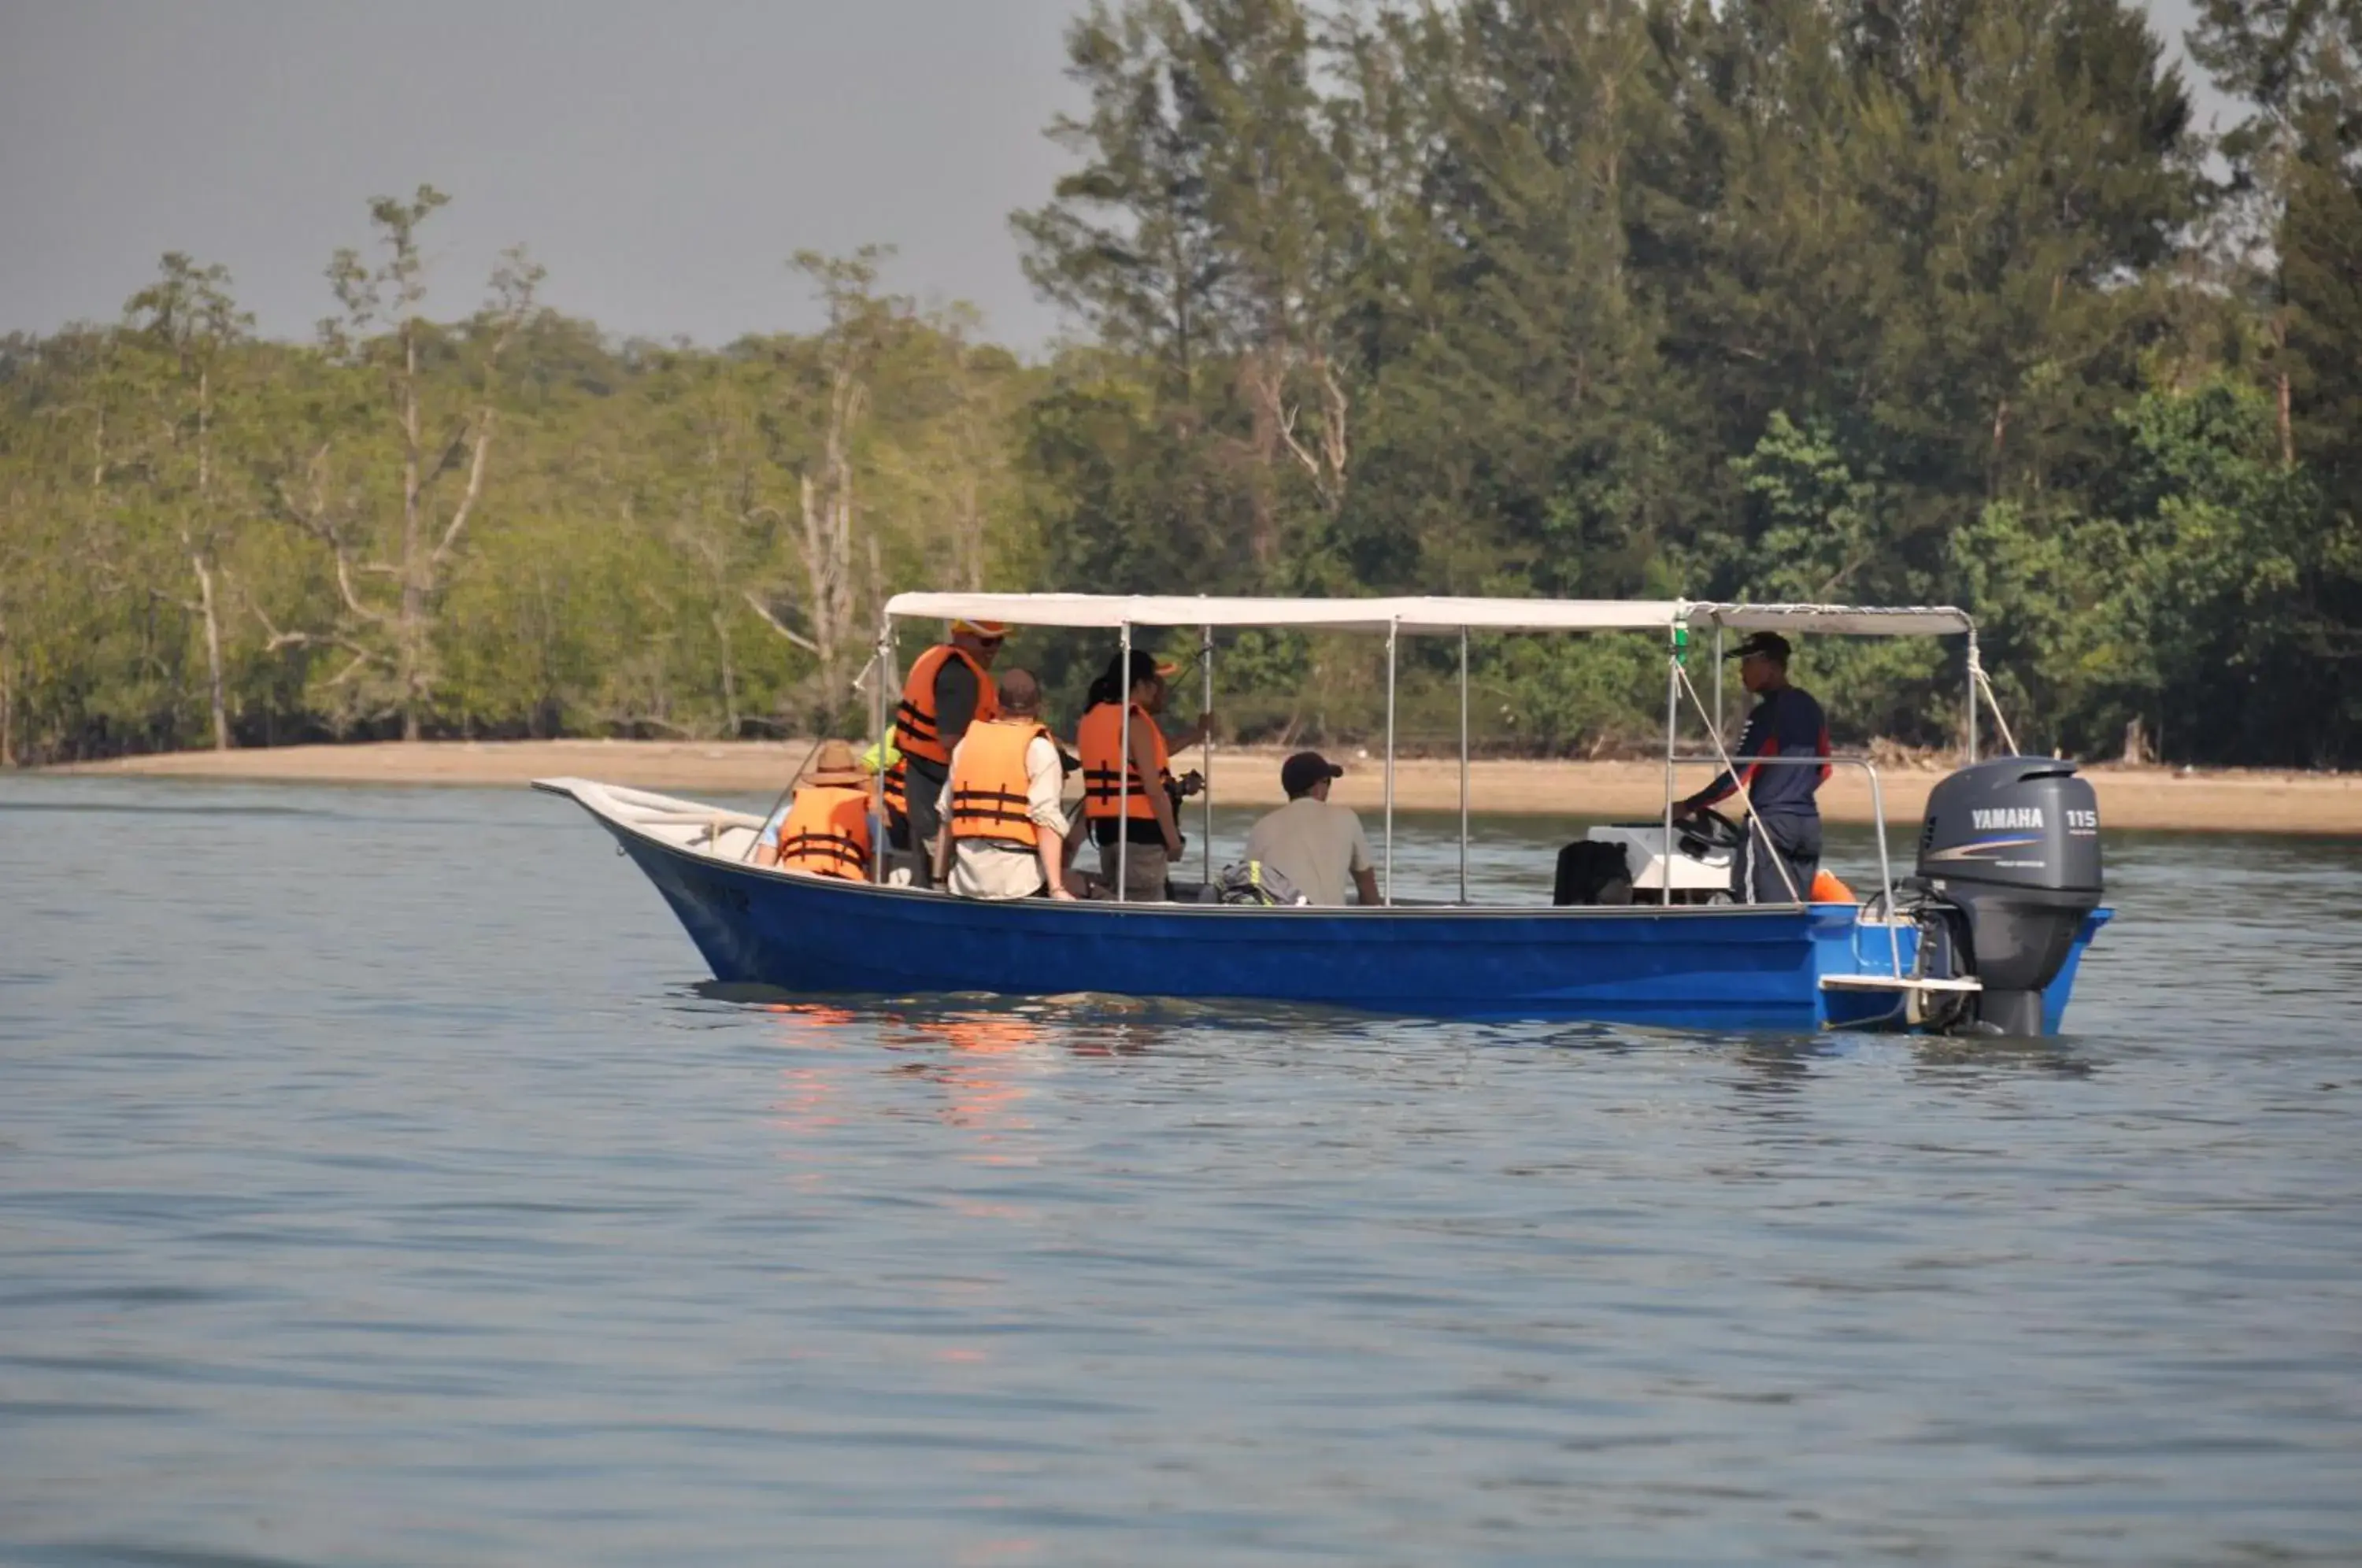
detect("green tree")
[1649,0,2196,601]
[2189,0,2362,462]
[279,187,542,740]
[120,254,254,749]
[1342,0,1675,599]
[1015,0,1355,574]
[1956,378,2334,760]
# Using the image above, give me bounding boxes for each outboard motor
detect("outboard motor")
[1914,757,2103,1035]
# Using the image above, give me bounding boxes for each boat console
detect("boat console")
[1579,821,1733,903]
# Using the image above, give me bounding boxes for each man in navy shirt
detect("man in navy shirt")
[1678,631,1830,902]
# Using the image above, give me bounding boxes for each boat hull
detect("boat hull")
[594,806,2108,1032]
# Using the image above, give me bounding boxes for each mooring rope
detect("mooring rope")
[1967,646,2022,757]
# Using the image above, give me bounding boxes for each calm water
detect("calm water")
[3,778,2359,1566]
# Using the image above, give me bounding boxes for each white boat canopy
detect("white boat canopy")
[884,592,1973,638]
[1686,602,1975,638]
[874,590,1994,913]
[886,592,1416,632]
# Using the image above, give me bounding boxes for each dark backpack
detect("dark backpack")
[1553,841,1634,906]
[1217,860,1310,906]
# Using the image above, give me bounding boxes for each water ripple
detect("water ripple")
[1,778,2357,1566]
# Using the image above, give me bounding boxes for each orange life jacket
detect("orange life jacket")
[886,643,997,816]
[949,719,1050,846]
[776,783,872,880]
[892,644,997,767]
[1075,701,1171,822]
[1809,867,1857,904]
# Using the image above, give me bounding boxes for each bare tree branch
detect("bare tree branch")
[332,549,391,624]
[273,443,342,542]
[246,589,329,655]
[431,412,495,565]
[742,590,819,652]
[323,649,380,687]
[408,416,472,508]
[590,707,697,739]
[1245,345,1349,516]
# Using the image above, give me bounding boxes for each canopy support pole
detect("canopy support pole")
[1384,618,1398,907]
[1662,631,1679,908]
[1964,628,1980,764]
[868,619,889,882]
[1457,627,1470,907]
[1117,621,1131,904]
[1201,624,1214,886]
[1712,623,1725,746]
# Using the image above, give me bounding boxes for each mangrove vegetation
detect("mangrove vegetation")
[2,0,2357,765]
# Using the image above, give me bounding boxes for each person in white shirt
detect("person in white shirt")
[933,670,1080,901]
[1244,751,1382,906]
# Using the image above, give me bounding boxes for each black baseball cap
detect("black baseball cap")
[1281,751,1346,798]
[1727,631,1792,663]
[1101,648,1181,689]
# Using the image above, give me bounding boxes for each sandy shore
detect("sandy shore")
[34,738,2362,834]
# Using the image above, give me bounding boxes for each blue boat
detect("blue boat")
[544,594,2111,1034]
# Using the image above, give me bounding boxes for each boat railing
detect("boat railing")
[1662,753,1905,980]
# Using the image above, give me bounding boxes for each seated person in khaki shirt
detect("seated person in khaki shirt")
[933,669,1082,901]
[1243,751,1381,906]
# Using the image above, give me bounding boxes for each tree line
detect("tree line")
[2,0,2356,768]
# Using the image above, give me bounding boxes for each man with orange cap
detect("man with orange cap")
[884,617,1005,871]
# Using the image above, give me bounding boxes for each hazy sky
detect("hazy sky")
[1,0,2221,353]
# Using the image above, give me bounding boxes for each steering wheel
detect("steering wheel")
[1674,803,1745,852]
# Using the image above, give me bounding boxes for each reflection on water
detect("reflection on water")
[1905,1034,2100,1081]
[2,778,2360,1566]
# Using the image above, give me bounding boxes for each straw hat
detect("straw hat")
[804,739,867,788]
